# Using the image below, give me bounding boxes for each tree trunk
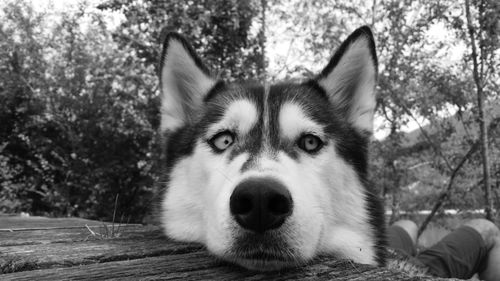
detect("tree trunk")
[388,161,401,225]
[260,0,267,81]
[389,188,401,225]
[465,0,494,221]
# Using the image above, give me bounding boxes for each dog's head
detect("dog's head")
[158,26,385,271]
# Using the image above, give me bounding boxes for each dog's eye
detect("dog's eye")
[297,134,323,153]
[209,131,235,152]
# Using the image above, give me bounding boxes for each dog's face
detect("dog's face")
[158,27,385,271]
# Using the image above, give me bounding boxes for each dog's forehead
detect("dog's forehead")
[205,82,263,106]
[267,82,333,127]
[206,81,331,122]
[203,81,340,141]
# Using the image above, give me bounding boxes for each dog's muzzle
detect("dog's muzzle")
[229,177,293,233]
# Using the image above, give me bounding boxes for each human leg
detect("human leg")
[467,219,500,281]
[387,220,418,256]
[417,218,497,279]
[463,218,500,249]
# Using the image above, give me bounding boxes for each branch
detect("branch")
[399,103,453,171]
[273,38,295,78]
[417,117,500,236]
[417,141,479,237]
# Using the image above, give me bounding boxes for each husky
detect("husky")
[157,26,386,271]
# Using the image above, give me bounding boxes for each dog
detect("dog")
[157,26,386,271]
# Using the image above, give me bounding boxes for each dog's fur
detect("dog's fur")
[157,26,386,271]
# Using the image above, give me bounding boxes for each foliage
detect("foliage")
[0,1,156,220]
[0,0,498,222]
[268,0,499,219]
[0,0,265,221]
[98,0,265,81]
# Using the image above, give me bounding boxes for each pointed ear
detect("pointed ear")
[316,26,378,135]
[159,33,216,132]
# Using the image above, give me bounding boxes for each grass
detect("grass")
[84,194,130,240]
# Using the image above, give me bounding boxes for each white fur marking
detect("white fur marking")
[162,139,250,246]
[323,227,376,264]
[279,103,323,140]
[161,151,206,242]
[207,100,258,137]
[314,145,376,265]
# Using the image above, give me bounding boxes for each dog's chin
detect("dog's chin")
[213,231,307,271]
[222,238,309,271]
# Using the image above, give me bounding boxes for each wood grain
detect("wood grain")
[0,216,114,231]
[0,225,149,246]
[3,253,452,281]
[0,216,456,280]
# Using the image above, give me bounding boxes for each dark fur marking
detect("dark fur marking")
[228,85,264,164]
[164,127,198,172]
[204,80,227,102]
[365,189,388,266]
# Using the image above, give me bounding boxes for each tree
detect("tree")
[98,0,265,81]
[1,0,498,224]
[1,0,268,221]
[0,1,157,221]
[464,0,499,221]
[267,0,499,224]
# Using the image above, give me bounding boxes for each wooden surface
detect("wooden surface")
[0,215,452,280]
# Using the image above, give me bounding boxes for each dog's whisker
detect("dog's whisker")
[215,166,234,183]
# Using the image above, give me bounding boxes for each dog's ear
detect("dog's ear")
[316,26,378,135]
[159,33,216,132]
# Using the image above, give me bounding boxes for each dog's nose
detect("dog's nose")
[230,178,293,233]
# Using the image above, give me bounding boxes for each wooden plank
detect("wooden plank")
[0,217,456,280]
[0,216,141,232]
[0,232,202,274]
[0,225,155,247]
[1,253,454,281]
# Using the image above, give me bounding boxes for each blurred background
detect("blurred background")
[0,0,498,231]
